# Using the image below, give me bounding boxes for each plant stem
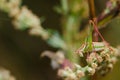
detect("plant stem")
[61,0,81,63]
[97,1,120,27]
[79,1,120,40]
[88,0,96,19]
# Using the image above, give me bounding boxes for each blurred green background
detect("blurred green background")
[0,0,120,80]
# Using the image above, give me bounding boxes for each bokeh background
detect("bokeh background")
[0,0,120,80]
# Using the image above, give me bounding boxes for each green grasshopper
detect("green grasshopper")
[76,42,105,57]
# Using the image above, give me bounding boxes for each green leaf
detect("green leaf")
[47,30,66,49]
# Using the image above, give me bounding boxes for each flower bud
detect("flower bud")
[87,67,95,75]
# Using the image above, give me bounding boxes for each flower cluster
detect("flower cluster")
[0,68,15,80]
[76,42,120,76]
[58,63,100,80]
[0,0,49,40]
[41,42,120,80]
[12,6,49,39]
[41,50,65,69]
[0,0,21,13]
[58,64,85,80]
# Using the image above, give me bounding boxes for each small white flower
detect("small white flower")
[76,70,85,78]
[87,67,95,75]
